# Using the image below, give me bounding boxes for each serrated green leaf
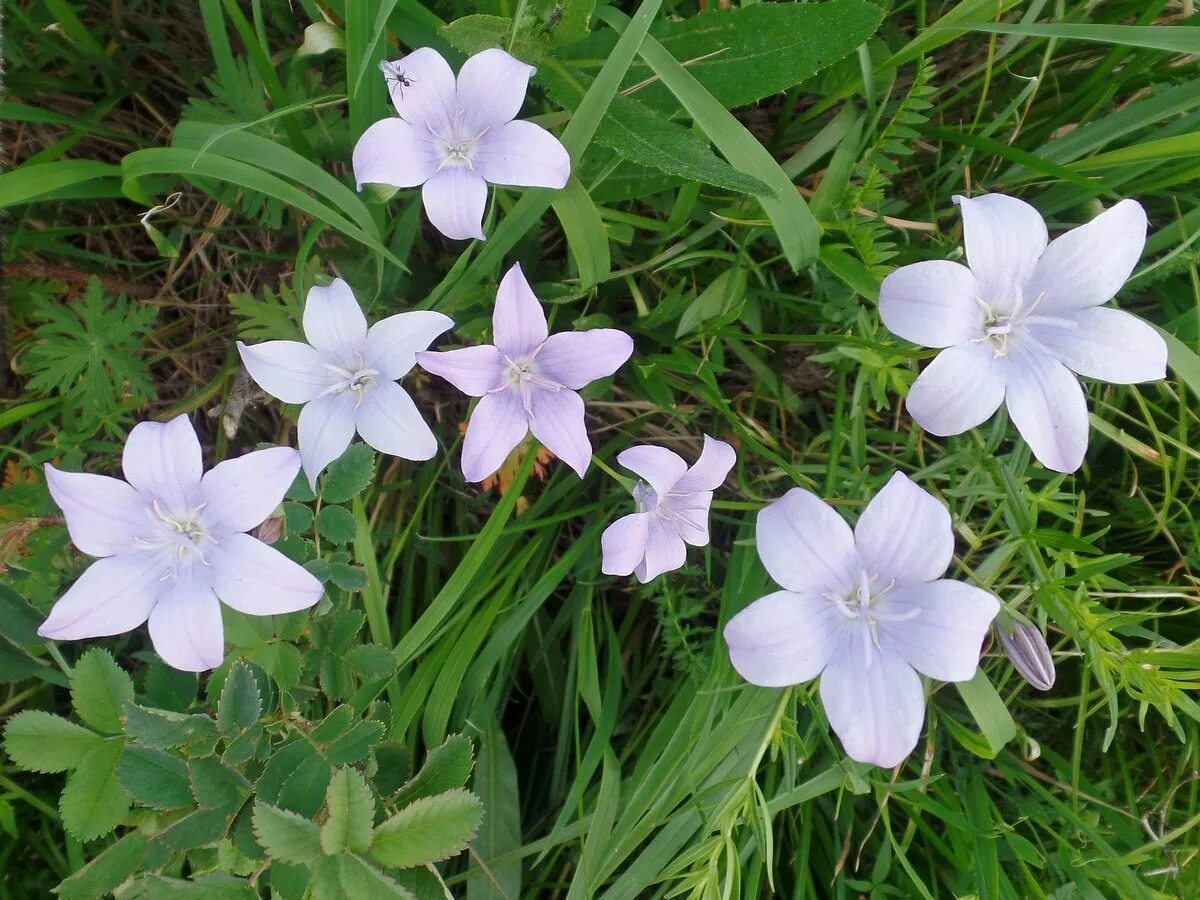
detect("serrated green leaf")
[312,854,416,900]
[325,721,385,766]
[121,871,257,898]
[54,830,148,900]
[217,660,262,735]
[316,505,358,544]
[189,756,253,809]
[321,767,376,855]
[370,788,483,870]
[394,734,474,807]
[251,801,323,864]
[60,737,130,841]
[3,710,101,773]
[117,745,194,810]
[123,703,218,753]
[70,648,135,735]
[321,444,376,503]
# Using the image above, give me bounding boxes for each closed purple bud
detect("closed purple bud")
[999,621,1056,691]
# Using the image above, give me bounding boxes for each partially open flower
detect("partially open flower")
[998,618,1056,691]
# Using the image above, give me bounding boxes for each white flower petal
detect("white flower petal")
[237,340,331,404]
[303,279,368,364]
[147,576,225,672]
[422,167,488,241]
[879,580,999,682]
[461,389,529,483]
[474,121,571,189]
[363,310,454,380]
[535,329,633,390]
[297,392,358,489]
[906,341,1005,436]
[954,194,1047,313]
[201,446,301,535]
[670,491,714,547]
[672,435,736,494]
[755,488,857,597]
[352,118,441,190]
[384,47,458,133]
[493,263,548,359]
[615,445,688,497]
[44,465,148,557]
[724,590,848,687]
[528,387,591,478]
[600,512,650,577]
[416,345,507,397]
[38,553,164,641]
[1031,307,1166,385]
[878,260,983,348]
[1026,199,1147,312]
[208,532,323,616]
[455,48,535,133]
[819,649,925,768]
[122,416,204,515]
[355,380,437,461]
[636,515,687,582]
[854,472,953,585]
[1004,342,1089,473]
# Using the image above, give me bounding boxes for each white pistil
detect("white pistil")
[825,572,918,668]
[322,356,379,409]
[971,289,1078,358]
[433,111,489,172]
[494,352,563,417]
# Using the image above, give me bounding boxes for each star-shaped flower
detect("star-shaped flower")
[879,194,1167,472]
[601,436,736,582]
[39,416,323,672]
[723,472,999,768]
[237,278,452,488]
[353,47,571,241]
[417,263,633,483]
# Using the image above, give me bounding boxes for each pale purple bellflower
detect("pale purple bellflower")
[723,472,999,768]
[237,278,452,488]
[601,436,736,582]
[39,416,323,672]
[417,263,633,483]
[353,47,571,241]
[879,194,1167,473]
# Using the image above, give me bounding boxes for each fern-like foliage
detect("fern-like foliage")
[229,279,306,342]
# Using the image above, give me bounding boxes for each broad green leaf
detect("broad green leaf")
[370,788,484,870]
[467,719,521,900]
[956,669,1017,757]
[321,444,377,503]
[217,660,262,735]
[252,801,324,864]
[317,504,358,544]
[394,734,475,807]
[550,175,611,291]
[312,854,416,900]
[54,831,149,900]
[321,767,376,855]
[0,159,121,209]
[1158,325,1200,404]
[325,720,386,766]
[70,648,134,735]
[122,703,218,753]
[676,267,748,337]
[117,746,194,810]
[60,738,130,841]
[120,871,257,898]
[3,711,101,773]
[189,756,253,810]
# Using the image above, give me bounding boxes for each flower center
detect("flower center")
[323,354,379,408]
[137,499,215,578]
[495,351,562,417]
[972,287,1077,358]
[433,111,489,171]
[825,571,919,667]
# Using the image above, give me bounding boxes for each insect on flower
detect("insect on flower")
[379,59,415,99]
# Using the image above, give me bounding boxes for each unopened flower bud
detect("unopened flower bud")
[253,514,285,546]
[999,620,1056,691]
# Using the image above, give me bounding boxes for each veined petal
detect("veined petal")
[725,590,847,687]
[756,488,857,597]
[208,532,323,616]
[201,446,300,535]
[819,649,925,768]
[384,47,457,133]
[38,553,164,641]
[879,580,999,682]
[422,167,488,241]
[147,575,225,672]
[1004,342,1089,473]
[237,340,331,404]
[528,387,591,477]
[1026,199,1147,312]
[906,341,1005,436]
[1031,307,1166,385]
[879,260,984,348]
[297,392,358,489]
[954,194,1047,313]
[455,48,534,133]
[44,465,148,557]
[303,279,368,364]
[474,121,571,189]
[352,118,441,190]
[364,310,454,380]
[355,380,437,461]
[535,329,633,389]
[600,512,650,577]
[416,345,506,397]
[493,263,548,359]
[854,472,953,584]
[122,416,203,515]
[636,516,687,582]
[615,445,688,497]
[461,389,529,483]
[672,435,736,494]
[669,491,714,547]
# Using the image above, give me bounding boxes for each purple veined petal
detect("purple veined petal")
[422,167,488,241]
[352,118,442,191]
[492,263,548,359]
[474,121,571,189]
[600,511,651,577]
[878,260,984,348]
[1030,306,1166,385]
[461,388,530,483]
[363,310,455,380]
[147,573,226,672]
[819,648,925,768]
[303,278,368,365]
[854,472,954,585]
[724,590,849,688]
[615,445,688,498]
[200,446,301,536]
[756,488,857,598]
[953,194,1047,314]
[354,380,438,461]
[1004,342,1090,473]
[44,465,149,557]
[297,391,358,489]
[208,532,323,616]
[535,328,634,390]
[669,491,714,547]
[879,579,999,682]
[38,553,165,641]
[236,340,331,404]
[635,515,687,582]
[906,341,1005,437]
[122,416,204,515]
[1025,199,1147,313]
[528,387,592,478]
[417,345,507,397]
[455,48,535,133]
[384,47,458,134]
[672,435,736,494]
